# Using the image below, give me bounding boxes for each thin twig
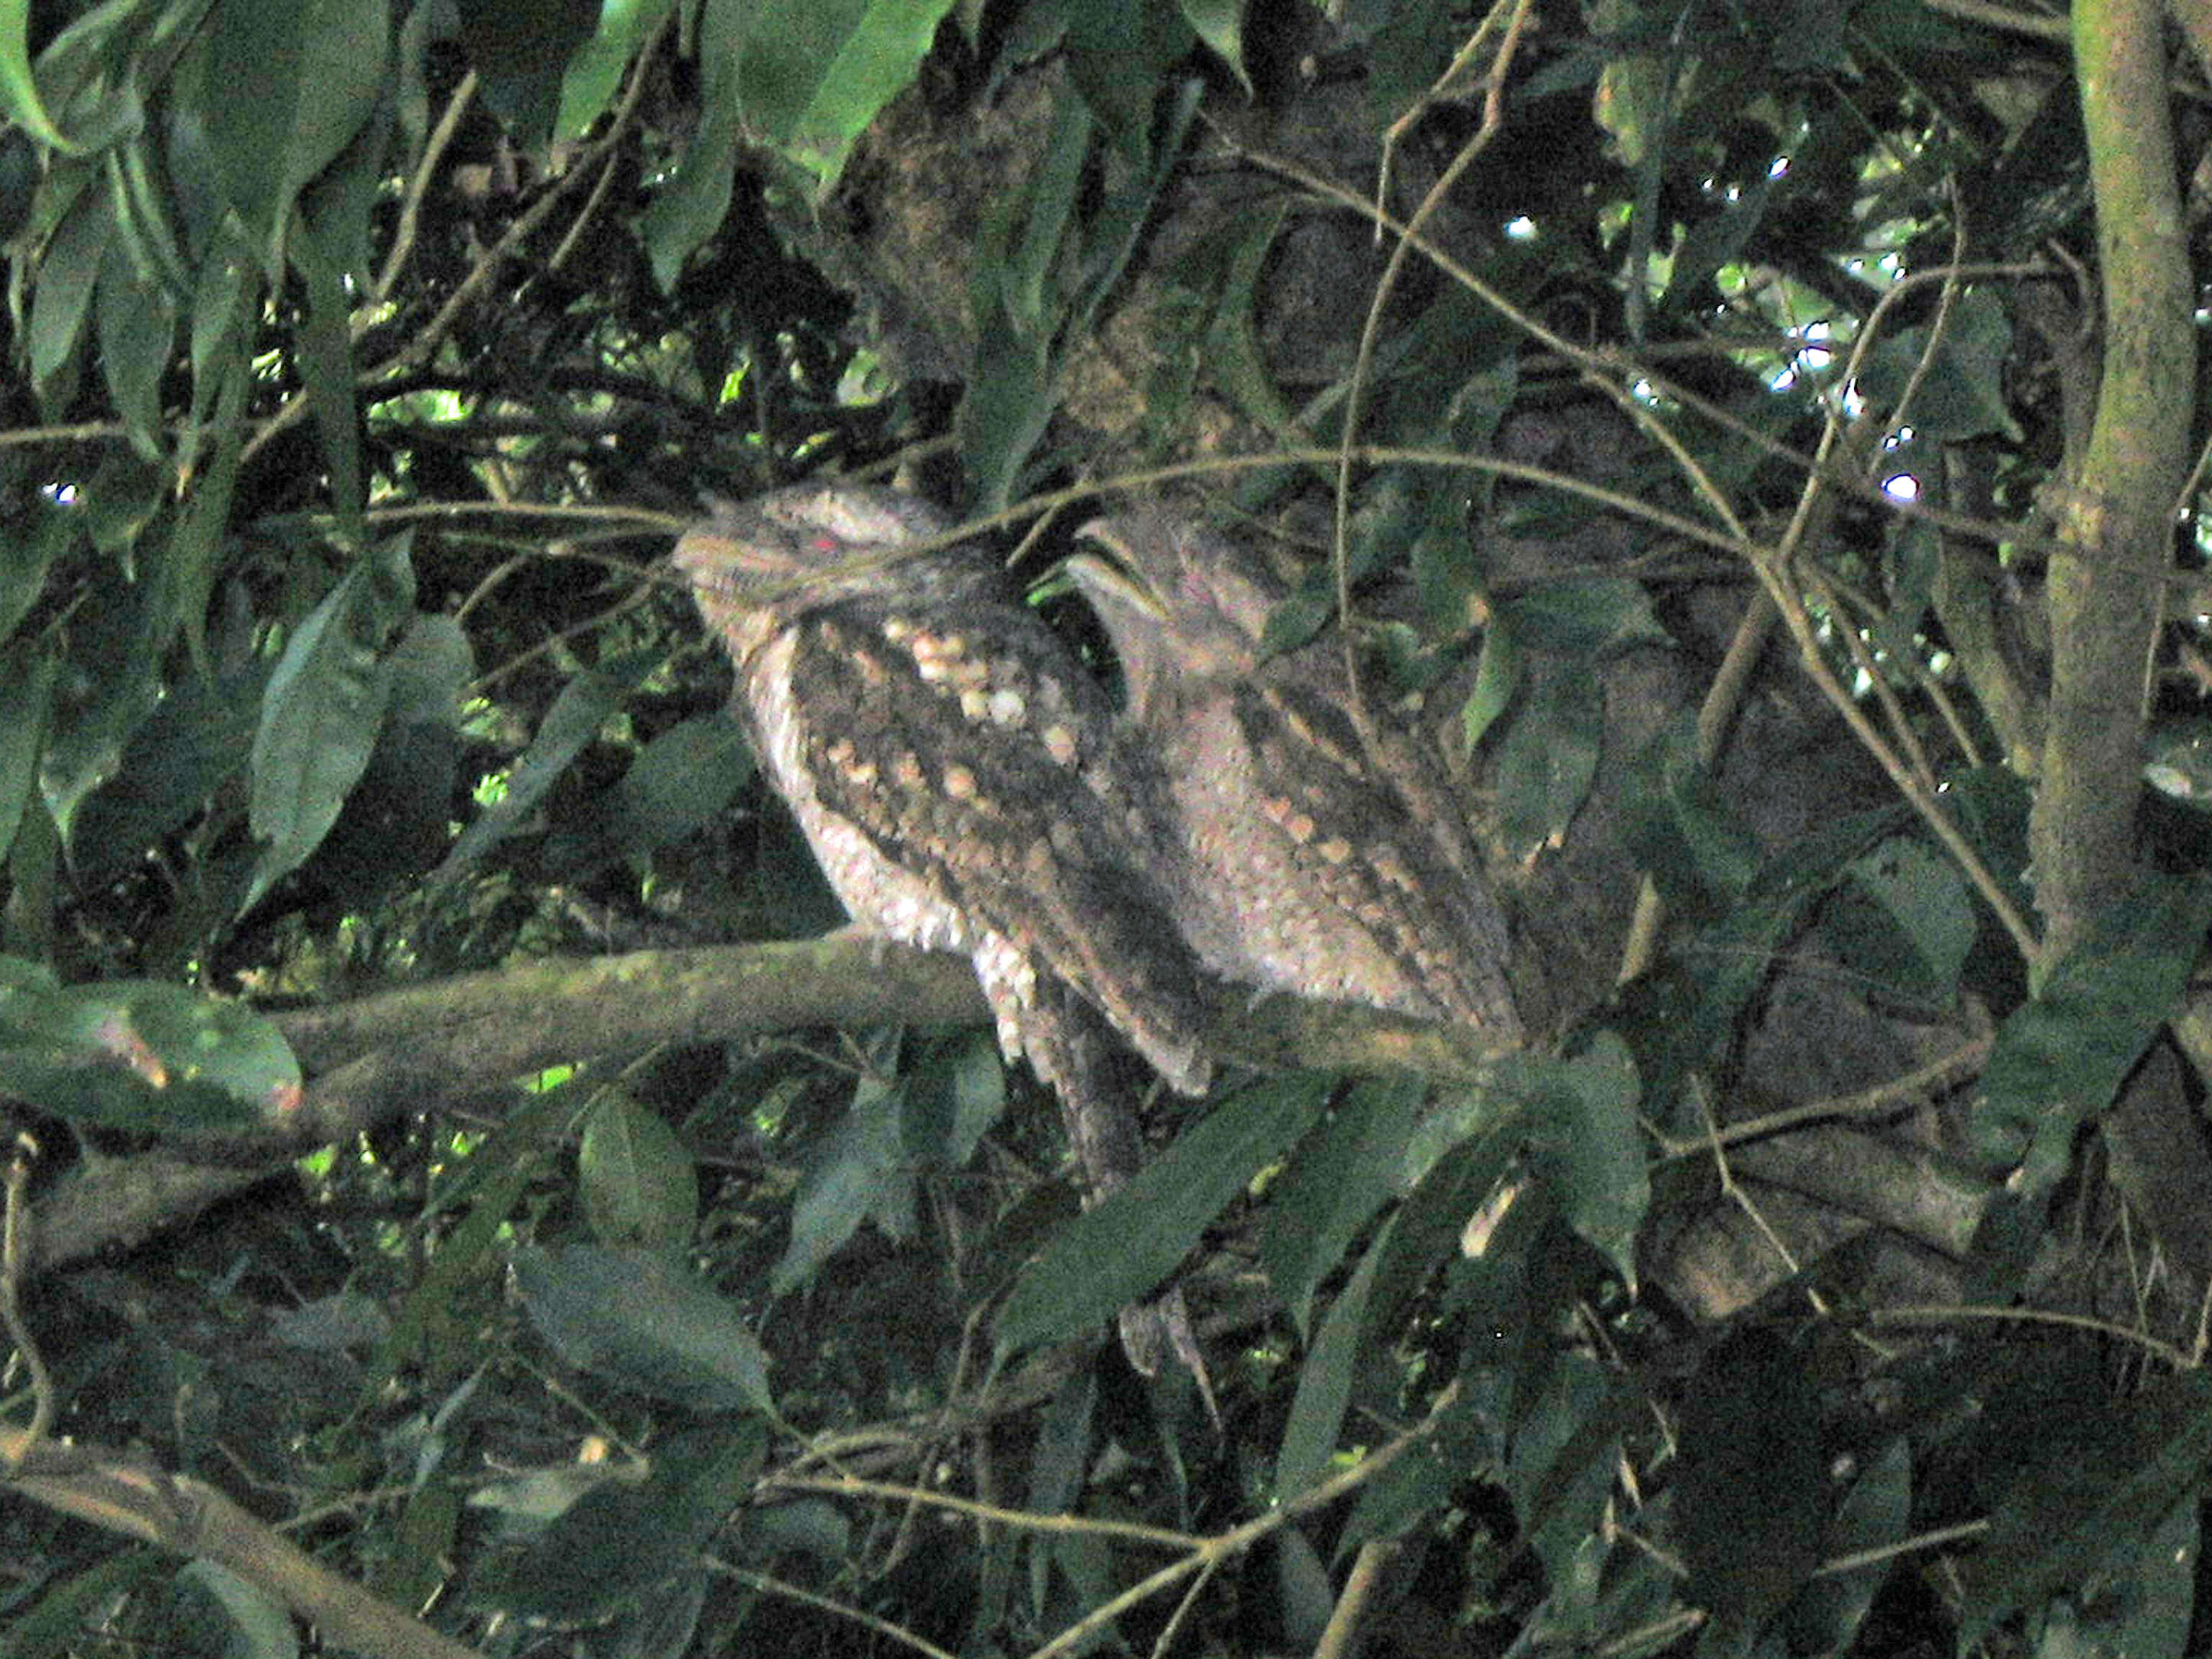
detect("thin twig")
[1649,1033,1994,1157]
[1313,1539,1397,1659]
[706,1559,962,1659]
[544,12,673,276]
[1,1134,50,1459]
[1328,0,1539,783]
[1873,1302,2193,1370]
[375,72,479,305]
[1024,1382,1461,1659]
[763,1473,1198,1551]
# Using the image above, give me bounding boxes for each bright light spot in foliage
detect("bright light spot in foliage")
[1883,473,1922,503]
[1504,216,1537,240]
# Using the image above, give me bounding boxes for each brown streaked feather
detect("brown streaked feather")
[1066,508,1524,1045]
[777,599,1213,1093]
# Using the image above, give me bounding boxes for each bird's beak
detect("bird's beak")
[1059,518,1169,618]
[672,509,798,591]
[670,526,729,580]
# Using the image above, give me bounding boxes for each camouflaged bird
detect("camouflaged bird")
[675,482,1215,1377]
[1064,508,1525,1048]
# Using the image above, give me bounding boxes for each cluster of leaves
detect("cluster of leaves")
[0,0,2211,1658]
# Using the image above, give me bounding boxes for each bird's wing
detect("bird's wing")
[783,599,1213,1093]
[1233,677,1523,1039]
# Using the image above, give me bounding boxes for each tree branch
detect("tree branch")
[30,936,1516,1270]
[1,1431,485,1659]
[2031,0,2194,962]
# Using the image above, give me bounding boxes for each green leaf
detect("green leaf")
[386,613,475,727]
[244,539,415,914]
[1871,517,1938,665]
[0,0,78,150]
[1663,175,1769,310]
[580,1095,698,1254]
[93,230,177,463]
[1178,0,1249,94]
[1496,577,1670,656]
[958,90,1089,511]
[1958,1370,2212,1652]
[1339,1383,1495,1551]
[70,660,261,884]
[992,86,1087,338]
[454,0,600,145]
[1026,1364,1096,1521]
[1591,3,1666,168]
[1856,287,2019,442]
[1256,1072,1429,1339]
[430,657,648,884]
[558,0,677,138]
[42,576,166,845]
[1972,873,2212,1187]
[1273,1528,1335,1652]
[176,1563,297,1659]
[898,1028,1005,1169]
[959,322,1056,515]
[514,1244,775,1418]
[772,1067,911,1294]
[0,493,73,644]
[367,1092,574,1402]
[1822,834,1973,1003]
[1064,1,1192,164]
[290,228,364,527]
[1501,1352,1630,1596]
[1783,1437,1909,1658]
[1256,576,1339,660]
[1494,655,1602,853]
[475,1423,763,1624]
[1631,803,1908,1121]
[295,77,392,289]
[2093,1496,2198,1659]
[193,0,391,259]
[641,0,747,286]
[610,713,754,849]
[1274,1221,1387,1498]
[0,640,55,866]
[1523,1035,1646,1288]
[996,1071,1332,1360]
[0,1551,171,1658]
[734,0,958,193]
[0,979,301,1133]
[169,265,253,665]
[1177,202,1301,447]
[107,128,194,304]
[1460,616,1520,752]
[1619,712,1761,915]
[28,173,109,399]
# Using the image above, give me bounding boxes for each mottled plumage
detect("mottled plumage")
[1065,508,1524,1047]
[675,482,1214,1378]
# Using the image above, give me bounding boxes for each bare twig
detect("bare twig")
[0,1134,50,1459]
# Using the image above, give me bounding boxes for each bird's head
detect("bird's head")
[1061,511,1281,718]
[675,483,1000,649]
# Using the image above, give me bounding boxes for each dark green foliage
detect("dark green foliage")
[0,1,2207,1657]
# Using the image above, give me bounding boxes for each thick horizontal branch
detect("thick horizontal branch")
[32,935,1513,1269]
[1,1428,483,1659]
